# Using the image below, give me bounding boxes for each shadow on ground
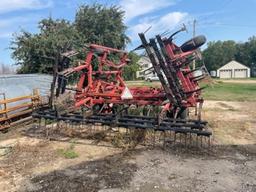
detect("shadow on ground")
[17,144,256,192]
[20,150,138,192]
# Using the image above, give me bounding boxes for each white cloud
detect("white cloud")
[0,0,52,14]
[128,12,188,41]
[120,0,176,22]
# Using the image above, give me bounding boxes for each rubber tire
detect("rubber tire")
[180,35,206,52]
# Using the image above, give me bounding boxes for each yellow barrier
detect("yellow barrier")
[0,89,40,130]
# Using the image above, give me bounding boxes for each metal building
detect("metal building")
[0,74,52,100]
[217,60,250,79]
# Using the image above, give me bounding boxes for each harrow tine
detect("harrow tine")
[163,131,166,149]
[39,117,41,128]
[185,133,187,147]
[153,130,156,146]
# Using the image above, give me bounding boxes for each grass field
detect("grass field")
[126,80,256,101]
[202,81,256,101]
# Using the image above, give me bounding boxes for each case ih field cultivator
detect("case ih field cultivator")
[33,27,212,147]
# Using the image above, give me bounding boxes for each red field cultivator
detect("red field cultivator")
[56,44,166,108]
[33,26,211,147]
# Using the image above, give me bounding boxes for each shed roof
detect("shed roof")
[217,60,250,71]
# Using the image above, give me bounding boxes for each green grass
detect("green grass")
[57,142,79,159]
[202,82,256,101]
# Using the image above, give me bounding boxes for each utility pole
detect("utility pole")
[192,19,196,70]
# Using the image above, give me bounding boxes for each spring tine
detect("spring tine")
[169,131,172,144]
[196,135,198,147]
[185,134,187,147]
[39,118,41,128]
[88,123,90,133]
[163,131,166,149]
[142,129,146,146]
[200,136,203,148]
[153,130,156,146]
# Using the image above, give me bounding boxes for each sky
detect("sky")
[1,0,256,66]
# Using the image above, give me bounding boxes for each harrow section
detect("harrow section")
[32,108,211,147]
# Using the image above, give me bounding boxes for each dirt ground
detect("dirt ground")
[0,100,256,192]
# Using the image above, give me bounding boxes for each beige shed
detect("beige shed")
[217,60,250,78]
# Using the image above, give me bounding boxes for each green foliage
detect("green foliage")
[235,36,256,69]
[11,3,129,74]
[123,52,140,80]
[11,18,81,74]
[202,40,237,71]
[75,4,129,49]
[57,142,79,159]
[202,37,256,73]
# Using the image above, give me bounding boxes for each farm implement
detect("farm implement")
[33,26,212,147]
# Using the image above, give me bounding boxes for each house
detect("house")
[217,60,250,78]
[136,56,155,79]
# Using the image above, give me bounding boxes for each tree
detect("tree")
[236,36,256,69]
[202,40,237,71]
[11,18,81,74]
[11,4,129,74]
[123,52,140,80]
[75,4,129,49]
